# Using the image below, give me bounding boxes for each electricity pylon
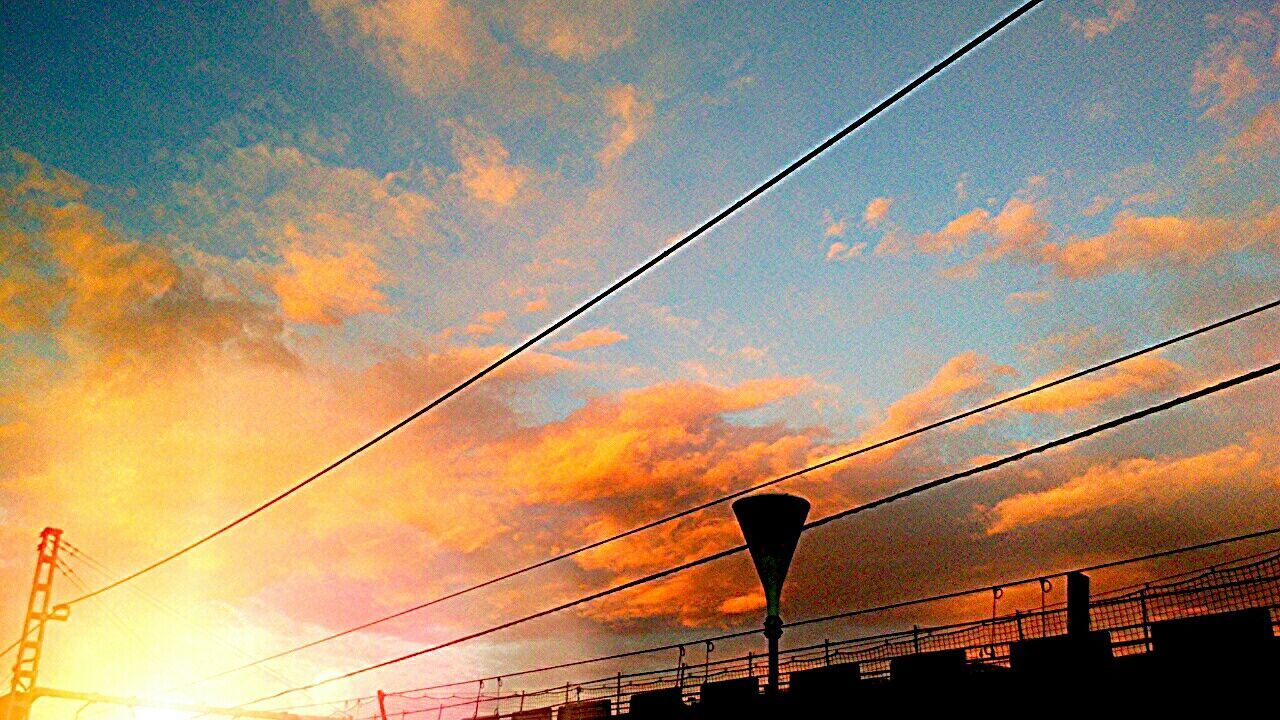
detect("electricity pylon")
[4,528,70,720]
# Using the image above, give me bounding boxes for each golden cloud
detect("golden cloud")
[551,327,628,352]
[983,439,1274,534]
[1046,205,1280,278]
[1010,355,1184,415]
[273,244,390,325]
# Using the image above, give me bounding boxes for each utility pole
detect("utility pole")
[4,528,70,720]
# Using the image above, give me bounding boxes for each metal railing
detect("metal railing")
[378,550,1280,719]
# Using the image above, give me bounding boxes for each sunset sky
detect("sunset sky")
[3,0,1280,717]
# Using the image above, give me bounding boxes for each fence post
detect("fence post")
[823,638,831,666]
[473,679,483,720]
[1139,585,1152,652]
[912,624,920,654]
[615,671,622,716]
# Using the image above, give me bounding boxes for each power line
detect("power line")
[238,358,1280,707]
[62,0,1045,610]
[276,525,1280,712]
[182,296,1280,689]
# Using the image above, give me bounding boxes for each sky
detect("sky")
[2,0,1280,717]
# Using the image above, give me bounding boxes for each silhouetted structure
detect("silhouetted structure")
[438,549,1280,719]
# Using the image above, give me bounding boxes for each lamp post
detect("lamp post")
[731,493,810,696]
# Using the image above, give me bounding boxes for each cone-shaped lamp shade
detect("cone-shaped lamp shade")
[732,493,810,618]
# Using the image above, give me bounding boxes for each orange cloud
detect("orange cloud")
[822,209,847,238]
[310,0,550,109]
[552,326,628,352]
[855,352,1014,448]
[273,244,390,325]
[513,0,655,61]
[718,591,766,615]
[1045,205,1280,278]
[924,198,1051,278]
[2,148,88,202]
[984,440,1273,534]
[863,196,894,228]
[825,241,866,262]
[2,196,285,363]
[496,376,815,505]
[1010,355,1184,414]
[447,120,532,206]
[598,84,654,166]
[916,208,990,254]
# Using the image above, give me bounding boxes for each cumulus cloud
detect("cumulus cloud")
[0,162,289,363]
[552,327,628,352]
[272,243,390,325]
[1009,355,1183,415]
[309,0,556,114]
[512,0,663,61]
[1064,0,1137,40]
[1,148,88,203]
[913,197,1051,277]
[822,209,847,238]
[173,141,438,258]
[847,352,1014,453]
[1045,205,1280,278]
[825,241,866,262]
[984,440,1273,534]
[1191,8,1278,123]
[862,196,894,228]
[598,84,654,166]
[916,208,991,255]
[447,120,532,206]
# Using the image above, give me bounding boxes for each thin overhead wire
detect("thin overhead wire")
[62,0,1045,609]
[183,296,1280,689]
[240,358,1280,707]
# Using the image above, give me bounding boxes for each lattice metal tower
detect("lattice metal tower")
[6,528,69,720]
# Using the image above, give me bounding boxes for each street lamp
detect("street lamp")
[731,493,810,696]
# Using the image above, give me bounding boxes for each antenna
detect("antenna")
[732,493,810,696]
